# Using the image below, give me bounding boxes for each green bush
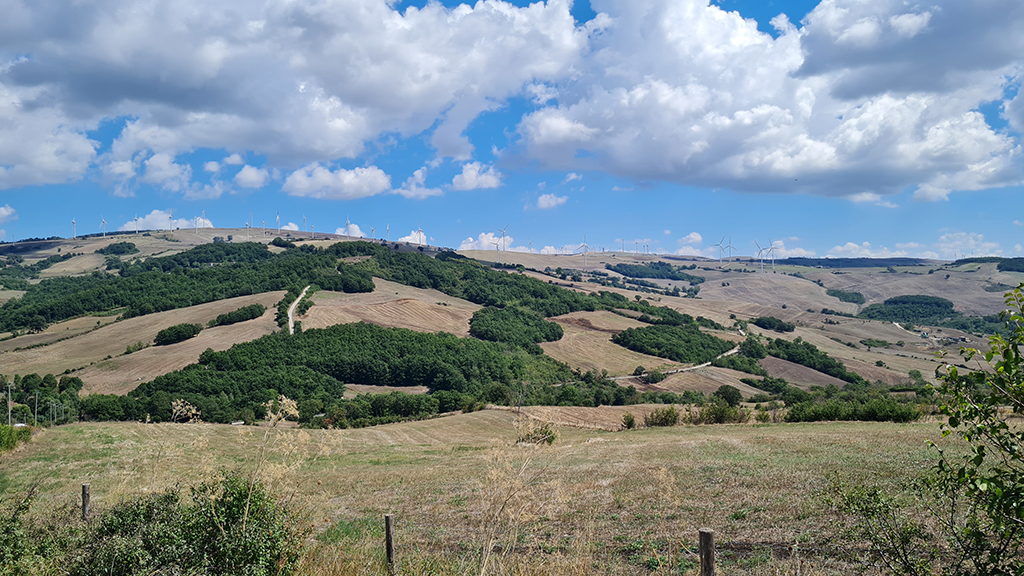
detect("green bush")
[644,405,679,427]
[71,471,303,576]
[154,323,202,346]
[713,385,743,407]
[208,304,267,328]
[622,412,636,429]
[750,316,795,332]
[0,424,31,452]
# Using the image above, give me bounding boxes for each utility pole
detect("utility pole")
[6,383,11,427]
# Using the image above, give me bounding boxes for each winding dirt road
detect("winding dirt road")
[288,285,311,335]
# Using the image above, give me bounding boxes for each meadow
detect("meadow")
[0,411,961,575]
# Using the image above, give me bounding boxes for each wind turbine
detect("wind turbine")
[100,216,106,238]
[754,241,765,274]
[768,238,776,271]
[577,234,591,267]
[201,210,206,230]
[725,237,736,262]
[311,224,315,239]
[302,215,306,233]
[496,224,509,252]
[712,236,725,262]
[134,215,139,235]
[416,221,424,245]
[72,218,76,239]
[245,219,250,242]
[194,216,199,234]
[345,215,351,238]
[386,224,390,242]
[168,215,172,232]
[491,239,501,264]
[262,220,265,237]
[276,211,280,233]
[371,227,375,240]
[529,240,533,254]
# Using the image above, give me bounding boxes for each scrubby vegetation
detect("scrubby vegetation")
[208,303,267,327]
[153,323,202,346]
[94,241,139,256]
[605,261,705,284]
[750,316,795,332]
[825,288,866,305]
[766,337,867,386]
[858,294,1005,334]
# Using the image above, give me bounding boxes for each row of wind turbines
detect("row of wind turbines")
[712,236,778,273]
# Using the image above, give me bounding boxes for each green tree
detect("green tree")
[932,284,1024,575]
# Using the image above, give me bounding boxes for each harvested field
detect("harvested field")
[541,311,684,375]
[0,415,967,575]
[0,292,284,392]
[0,289,26,304]
[758,356,848,390]
[345,384,429,399]
[644,367,766,397]
[0,314,120,353]
[300,278,480,336]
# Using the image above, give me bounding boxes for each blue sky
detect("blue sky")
[0,0,1022,260]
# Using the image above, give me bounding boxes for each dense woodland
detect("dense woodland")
[605,261,705,284]
[611,324,735,364]
[857,294,1005,333]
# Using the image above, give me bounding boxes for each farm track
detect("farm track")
[288,285,310,335]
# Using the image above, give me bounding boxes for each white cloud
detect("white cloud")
[674,244,715,257]
[457,231,532,252]
[0,204,16,224]
[933,232,1002,259]
[1015,243,1023,253]
[515,0,1024,203]
[396,167,443,199]
[678,232,702,245]
[1014,220,1023,226]
[538,245,558,255]
[281,222,299,231]
[828,241,908,258]
[234,165,269,188]
[537,193,568,209]
[118,209,207,232]
[398,229,427,244]
[663,229,671,235]
[203,161,220,173]
[141,153,191,192]
[223,154,244,166]
[770,238,816,258]
[451,162,502,191]
[282,164,391,199]
[562,172,582,183]
[526,83,559,105]
[335,223,364,237]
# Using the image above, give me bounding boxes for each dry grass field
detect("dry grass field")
[540,311,685,376]
[0,413,965,575]
[0,292,284,393]
[0,314,120,352]
[301,279,481,336]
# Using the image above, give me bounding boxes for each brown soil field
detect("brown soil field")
[0,289,26,304]
[300,278,481,336]
[540,311,685,375]
[1,292,284,392]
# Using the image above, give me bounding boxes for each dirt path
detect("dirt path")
[609,343,741,380]
[288,285,310,335]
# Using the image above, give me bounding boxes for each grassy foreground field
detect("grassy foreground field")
[0,412,962,575]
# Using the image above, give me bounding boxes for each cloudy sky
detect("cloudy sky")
[1,0,1022,259]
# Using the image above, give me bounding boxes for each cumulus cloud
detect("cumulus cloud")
[281,222,299,231]
[142,153,192,192]
[678,232,702,245]
[398,229,427,244]
[0,204,16,224]
[1016,244,1023,253]
[770,239,816,258]
[203,161,220,173]
[828,241,909,258]
[451,162,502,191]
[1014,220,1023,226]
[458,231,532,252]
[562,172,582,183]
[282,164,391,199]
[234,165,269,188]
[118,209,207,232]
[537,193,568,209]
[515,0,1024,202]
[663,229,671,235]
[396,167,443,199]
[933,232,1002,259]
[223,154,244,166]
[336,223,365,237]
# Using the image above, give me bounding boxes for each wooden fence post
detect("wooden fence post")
[384,514,395,575]
[699,528,715,576]
[81,483,90,521]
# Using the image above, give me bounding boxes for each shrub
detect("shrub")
[71,471,304,576]
[622,412,636,430]
[0,424,31,452]
[208,304,267,328]
[713,385,743,407]
[644,405,679,427]
[515,417,556,444]
[154,323,202,346]
[750,316,795,332]
[270,237,296,249]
